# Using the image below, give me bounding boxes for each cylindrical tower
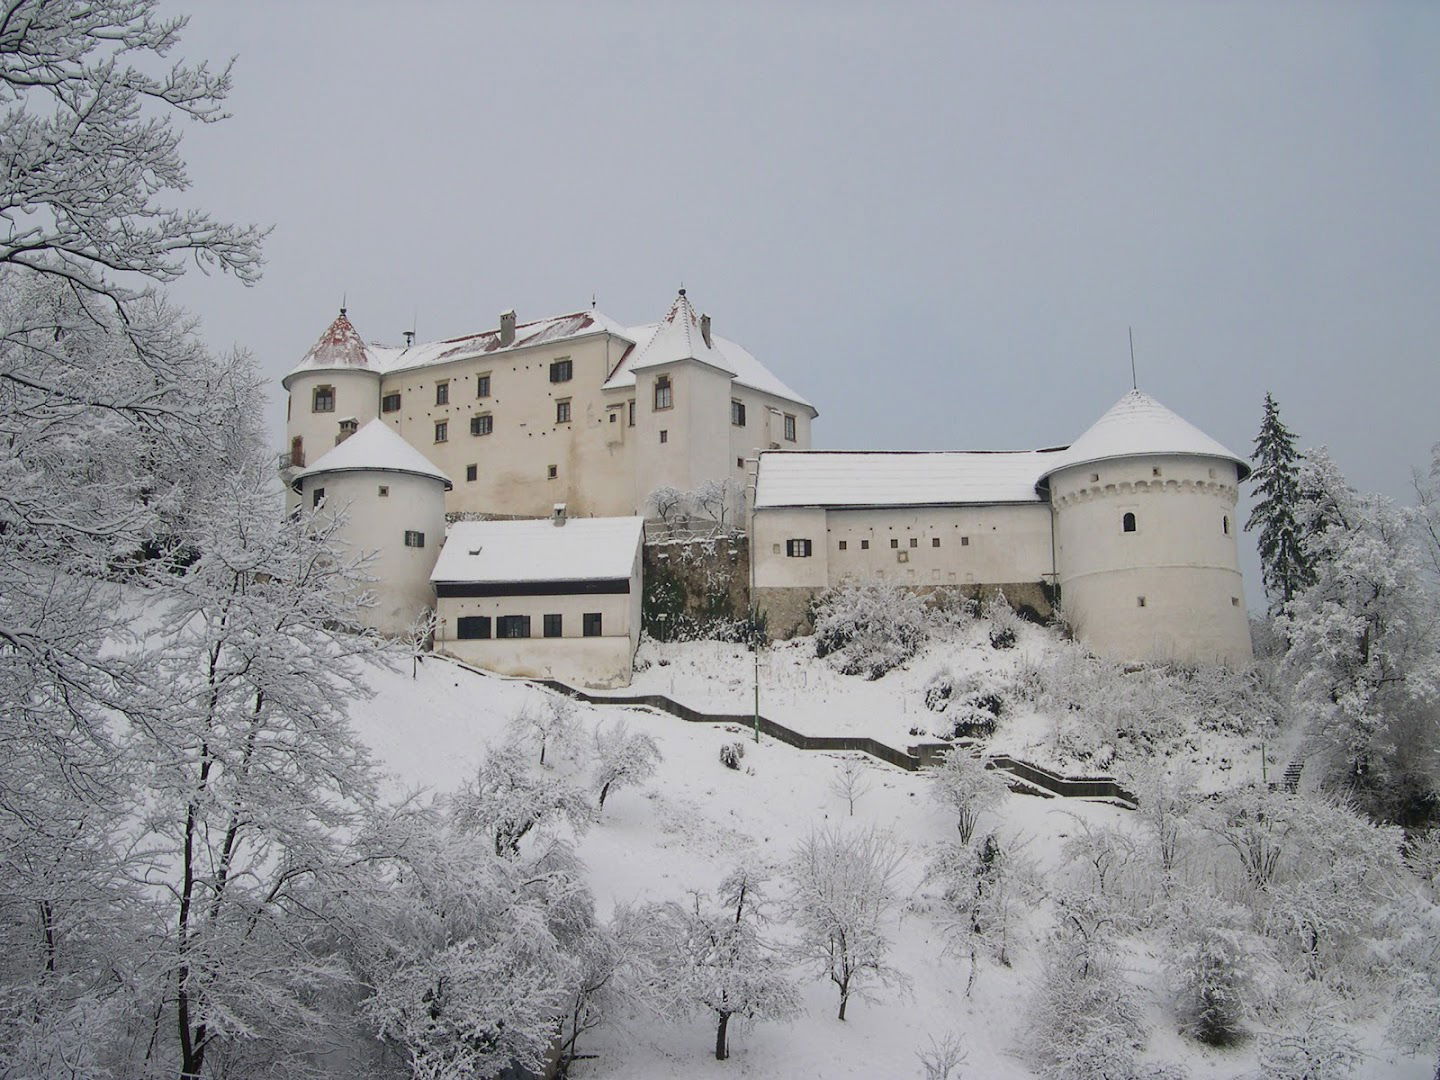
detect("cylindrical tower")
[291,420,452,636]
[1040,391,1253,667]
[281,310,381,484]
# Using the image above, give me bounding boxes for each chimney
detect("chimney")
[552,502,567,527]
[403,330,415,347]
[700,313,712,349]
[499,310,516,347]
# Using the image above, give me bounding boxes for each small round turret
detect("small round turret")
[282,310,381,480]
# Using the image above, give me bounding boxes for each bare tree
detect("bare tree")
[931,749,1010,845]
[647,485,690,533]
[693,478,732,531]
[508,695,581,766]
[829,757,873,817]
[399,607,437,678]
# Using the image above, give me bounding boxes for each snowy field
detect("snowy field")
[350,654,1429,1080]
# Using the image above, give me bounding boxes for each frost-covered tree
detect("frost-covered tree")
[1254,1012,1363,1080]
[813,581,930,680]
[400,607,438,677]
[1167,899,1257,1046]
[915,1033,969,1080]
[1246,393,1311,609]
[927,833,1037,994]
[830,756,872,817]
[592,721,662,811]
[1061,815,1136,899]
[454,740,591,856]
[931,749,1010,845]
[508,695,581,766]
[647,485,689,531]
[693,478,733,531]
[787,826,909,1020]
[648,866,799,1060]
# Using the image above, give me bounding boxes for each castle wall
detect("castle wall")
[295,468,447,636]
[1049,454,1252,666]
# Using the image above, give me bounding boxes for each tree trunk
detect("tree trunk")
[715,1012,730,1060]
[598,782,611,809]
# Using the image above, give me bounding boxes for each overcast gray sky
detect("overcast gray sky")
[165,0,1440,599]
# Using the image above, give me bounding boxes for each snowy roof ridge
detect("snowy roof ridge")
[754,449,1057,508]
[1040,389,1250,482]
[431,516,644,585]
[292,419,453,490]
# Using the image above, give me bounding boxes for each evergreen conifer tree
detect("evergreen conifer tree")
[1246,393,1310,608]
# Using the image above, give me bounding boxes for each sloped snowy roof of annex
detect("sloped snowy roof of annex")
[292,420,453,490]
[432,516,645,586]
[1038,390,1250,483]
[753,449,1066,509]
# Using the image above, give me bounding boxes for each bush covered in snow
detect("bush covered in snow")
[720,741,745,770]
[924,667,1022,740]
[982,592,1021,650]
[1167,902,1257,1046]
[813,582,930,680]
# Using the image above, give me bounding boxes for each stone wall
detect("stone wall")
[642,534,752,639]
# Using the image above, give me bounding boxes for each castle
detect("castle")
[282,291,1253,684]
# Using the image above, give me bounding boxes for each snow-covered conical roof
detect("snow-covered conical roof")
[292,420,453,490]
[627,290,735,374]
[282,310,377,386]
[1040,390,1250,483]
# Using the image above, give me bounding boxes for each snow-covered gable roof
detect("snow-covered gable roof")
[431,517,644,586]
[754,450,1065,509]
[602,291,815,412]
[1040,390,1250,483]
[292,420,453,490]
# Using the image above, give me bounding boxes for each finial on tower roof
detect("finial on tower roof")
[678,286,686,297]
[1128,326,1138,391]
[340,291,347,318]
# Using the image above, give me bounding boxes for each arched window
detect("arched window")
[1122,512,1137,533]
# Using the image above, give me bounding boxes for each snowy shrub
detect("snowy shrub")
[915,1032,969,1079]
[720,741,745,770]
[1061,816,1136,899]
[593,721,663,811]
[1167,903,1257,1046]
[454,741,592,856]
[931,749,1010,844]
[983,592,1020,650]
[1253,1013,1362,1080]
[813,581,930,680]
[926,668,1018,739]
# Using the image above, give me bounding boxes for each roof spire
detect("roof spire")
[340,291,347,317]
[1129,326,1137,391]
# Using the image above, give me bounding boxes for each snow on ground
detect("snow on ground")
[349,653,1430,1080]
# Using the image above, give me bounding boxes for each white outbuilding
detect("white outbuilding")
[291,419,452,636]
[430,512,645,688]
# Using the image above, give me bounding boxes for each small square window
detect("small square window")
[737,457,744,468]
[1231,597,1241,607]
[659,429,668,444]
[547,465,558,479]
[311,486,325,508]
[960,536,970,546]
[477,373,491,397]
[544,614,563,638]
[404,530,425,548]
[909,538,918,548]
[583,612,603,637]
[466,464,477,482]
[435,381,450,405]
[1089,472,1100,483]
[731,400,746,426]
[783,413,796,441]
[932,537,940,547]
[838,540,848,551]
[1137,596,1147,608]
[381,392,401,413]
[312,385,335,413]
[434,421,448,442]
[1152,466,1161,478]
[556,399,571,424]
[550,359,573,383]
[378,485,389,497]
[772,543,782,555]
[890,538,899,549]
[610,411,617,423]
[860,539,870,550]
[471,414,493,437]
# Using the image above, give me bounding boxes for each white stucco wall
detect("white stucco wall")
[284,369,381,470]
[1049,454,1252,666]
[296,468,448,636]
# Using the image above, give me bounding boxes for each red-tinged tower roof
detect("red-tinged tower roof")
[283,309,376,386]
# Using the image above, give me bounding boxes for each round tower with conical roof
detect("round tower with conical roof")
[291,420,452,636]
[1038,390,1253,667]
[282,310,381,481]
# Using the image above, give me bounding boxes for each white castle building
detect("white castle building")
[280,292,1253,677]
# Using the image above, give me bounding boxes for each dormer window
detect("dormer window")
[654,375,673,411]
[312,385,335,413]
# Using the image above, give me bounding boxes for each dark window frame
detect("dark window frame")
[1123,512,1137,533]
[556,399,571,424]
[471,414,493,437]
[466,464,478,482]
[312,385,335,413]
[654,375,673,410]
[549,358,573,383]
[435,381,450,405]
[786,539,813,558]
[381,392,402,413]
[404,530,425,548]
[434,420,448,443]
[457,615,492,640]
[783,413,796,441]
[544,613,563,638]
[477,373,491,397]
[583,612,602,637]
[731,399,746,426]
[497,615,531,639]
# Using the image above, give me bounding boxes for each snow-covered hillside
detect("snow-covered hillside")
[351,650,1432,1080]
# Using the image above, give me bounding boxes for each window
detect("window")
[311,486,325,508]
[659,430,668,444]
[909,537,918,548]
[654,375,672,410]
[434,420,448,443]
[890,538,899,549]
[550,359,573,383]
[289,435,303,468]
[1231,597,1241,607]
[477,373,491,397]
[838,540,848,551]
[547,465,558,479]
[556,399,571,424]
[382,392,401,413]
[786,539,813,558]
[737,457,744,468]
[1152,466,1161,477]
[610,411,617,423]
[628,400,635,426]
[1089,472,1100,483]
[497,615,531,639]
[1122,512,1137,533]
[436,381,450,405]
[731,400,746,426]
[466,464,477,482]
[783,413,796,441]
[1223,515,1230,535]
[932,537,940,547]
[961,536,970,546]
[583,613,602,637]
[404,530,425,548]
[457,616,491,639]
[1137,596,1147,608]
[544,614,563,638]
[378,485,389,497]
[860,539,870,550]
[312,385,335,413]
[471,414,493,437]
